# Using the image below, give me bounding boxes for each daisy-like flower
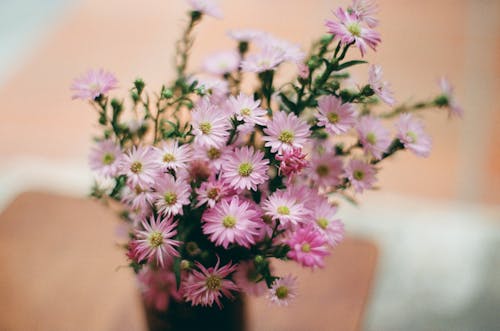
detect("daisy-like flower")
[275,147,309,179]
[233,261,267,297]
[227,93,268,131]
[395,113,432,157]
[220,146,269,191]
[191,99,231,148]
[357,116,391,160]
[316,95,356,135]
[183,259,239,308]
[203,51,240,76]
[309,152,344,188]
[325,8,381,57]
[186,0,222,19]
[256,35,305,63]
[312,199,345,246]
[227,29,266,42]
[436,77,463,118]
[120,146,159,188]
[262,190,309,229]
[153,140,192,172]
[368,65,395,106]
[198,144,232,171]
[202,196,263,248]
[348,0,379,28]
[267,275,298,307]
[263,111,310,154]
[195,176,235,208]
[132,215,180,268]
[121,184,155,211]
[240,47,285,73]
[138,267,182,311]
[344,159,377,193]
[191,78,229,105]
[154,175,191,217]
[71,69,117,100]
[89,139,122,177]
[287,224,329,269]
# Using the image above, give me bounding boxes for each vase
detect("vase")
[144,295,246,331]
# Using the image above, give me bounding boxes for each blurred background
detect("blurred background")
[0,0,499,330]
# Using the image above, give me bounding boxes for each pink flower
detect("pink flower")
[309,152,344,188]
[263,111,310,154]
[153,140,192,172]
[183,259,239,308]
[195,176,235,208]
[154,175,191,217]
[192,78,229,105]
[267,275,297,306]
[325,8,381,57]
[344,159,377,193]
[233,261,268,297]
[262,190,309,229]
[132,215,180,268]
[191,99,231,148]
[138,267,182,311]
[287,224,329,269]
[275,147,309,178]
[368,65,395,106]
[256,35,305,63]
[202,196,263,248]
[220,146,269,191]
[227,29,267,42]
[348,0,379,28]
[240,47,285,73]
[120,146,159,187]
[198,144,232,171]
[297,62,310,79]
[437,77,463,118]
[395,113,432,157]
[312,199,345,246]
[227,93,268,131]
[203,51,240,75]
[89,139,122,177]
[186,0,222,19]
[357,116,391,160]
[316,95,356,135]
[71,69,117,100]
[122,184,155,211]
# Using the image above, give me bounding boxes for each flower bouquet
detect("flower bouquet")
[72,0,461,330]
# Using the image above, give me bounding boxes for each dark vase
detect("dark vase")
[144,295,246,331]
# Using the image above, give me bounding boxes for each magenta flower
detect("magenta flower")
[344,159,377,193]
[132,215,180,268]
[275,147,309,179]
[120,146,159,188]
[202,196,263,248]
[395,113,432,157]
[325,8,381,57]
[198,144,232,171]
[220,146,269,191]
[240,47,285,73]
[316,95,356,135]
[262,190,309,229]
[267,275,298,306]
[203,51,240,75]
[191,99,231,148]
[227,93,268,131]
[71,69,117,100]
[437,77,463,118]
[195,176,235,208]
[233,261,268,297]
[154,175,191,217]
[138,267,182,311]
[263,111,310,154]
[348,0,379,28]
[186,0,222,19]
[312,199,345,246]
[89,139,122,178]
[183,259,239,308]
[287,224,329,269]
[309,152,344,188]
[357,116,391,160]
[368,64,395,106]
[153,140,192,172]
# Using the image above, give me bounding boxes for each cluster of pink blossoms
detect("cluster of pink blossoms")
[77,0,461,311]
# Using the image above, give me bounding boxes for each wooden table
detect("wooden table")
[0,192,377,331]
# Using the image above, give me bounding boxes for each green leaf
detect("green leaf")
[173,257,182,290]
[336,60,367,71]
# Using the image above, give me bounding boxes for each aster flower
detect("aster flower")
[71,69,117,100]
[325,8,381,57]
[153,140,192,172]
[256,35,305,63]
[132,215,180,267]
[368,65,395,106]
[120,146,159,187]
[267,275,298,307]
[344,159,377,193]
[121,184,155,211]
[357,116,391,160]
[227,29,267,42]
[262,190,309,229]
[348,0,379,28]
[203,51,240,76]
[275,147,309,178]
[240,47,285,73]
[312,199,345,246]
[186,0,222,19]
[263,111,310,154]
[191,99,231,148]
[89,139,122,178]
[220,146,269,191]
[183,259,238,308]
[395,113,432,157]
[154,175,191,217]
[316,96,356,135]
[191,77,229,105]
[227,93,268,131]
[287,224,329,269]
[233,261,267,297]
[196,176,235,208]
[198,144,232,171]
[309,152,344,188]
[436,77,463,118]
[138,267,182,311]
[202,196,263,248]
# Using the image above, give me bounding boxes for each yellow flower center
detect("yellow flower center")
[200,122,212,134]
[241,108,252,116]
[238,162,254,177]
[130,161,143,173]
[278,130,294,144]
[366,132,377,145]
[207,147,221,160]
[327,112,339,124]
[207,188,219,199]
[316,218,329,230]
[164,192,178,205]
[222,215,237,228]
[347,23,361,37]
[149,231,163,248]
[275,285,289,299]
[407,131,418,143]
[277,206,290,215]
[205,275,222,290]
[353,170,364,180]
[163,153,176,162]
[102,153,115,165]
[316,164,329,177]
[301,243,311,252]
